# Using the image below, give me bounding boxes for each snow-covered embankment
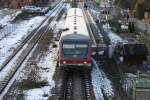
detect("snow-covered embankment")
[91,59,114,100]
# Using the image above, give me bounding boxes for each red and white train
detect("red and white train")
[58,8,92,70]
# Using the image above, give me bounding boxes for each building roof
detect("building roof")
[136,77,150,89]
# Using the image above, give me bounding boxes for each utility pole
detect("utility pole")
[105,1,109,31]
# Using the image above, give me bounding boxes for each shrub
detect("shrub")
[20,65,48,89]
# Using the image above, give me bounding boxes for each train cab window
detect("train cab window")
[63,44,75,49]
[62,44,88,57]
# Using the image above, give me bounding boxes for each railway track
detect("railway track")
[83,8,104,45]
[63,70,93,100]
[55,3,105,100]
[83,9,97,45]
[0,0,63,71]
[0,1,65,97]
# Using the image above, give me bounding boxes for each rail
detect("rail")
[0,2,65,98]
[0,0,64,71]
[63,70,93,100]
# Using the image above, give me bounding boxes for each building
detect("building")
[133,77,150,100]
[123,44,149,64]
[135,0,150,19]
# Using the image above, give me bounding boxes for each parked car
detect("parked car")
[21,6,41,13]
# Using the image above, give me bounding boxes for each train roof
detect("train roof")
[61,8,89,40]
[67,8,83,17]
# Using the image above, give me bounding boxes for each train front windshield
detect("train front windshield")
[62,44,88,58]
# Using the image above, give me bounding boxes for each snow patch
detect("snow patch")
[23,47,57,100]
[0,16,45,66]
[91,59,114,100]
[46,0,64,16]
[0,9,21,26]
[38,47,57,90]
[25,86,50,100]
[103,24,124,44]
[65,3,71,11]
[122,73,136,95]
[52,16,65,33]
[0,15,11,26]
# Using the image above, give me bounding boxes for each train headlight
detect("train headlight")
[63,61,66,64]
[83,61,87,64]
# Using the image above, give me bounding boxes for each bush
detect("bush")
[108,19,121,33]
[20,65,48,89]
[21,79,48,89]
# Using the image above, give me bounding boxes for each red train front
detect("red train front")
[58,8,92,70]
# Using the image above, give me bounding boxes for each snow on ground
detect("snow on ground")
[89,8,101,20]
[64,3,71,12]
[91,59,114,100]
[0,9,20,26]
[0,8,19,19]
[46,2,70,18]
[45,0,64,17]
[0,23,18,40]
[54,17,65,32]
[103,24,125,44]
[50,3,70,32]
[38,47,57,91]
[0,16,45,83]
[0,16,45,66]
[50,11,64,33]
[24,47,57,100]
[25,87,49,100]
[122,73,136,96]
[20,8,67,99]
[107,30,124,44]
[89,8,124,45]
[0,43,38,100]
[46,2,69,30]
[0,15,11,26]
[25,86,51,100]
